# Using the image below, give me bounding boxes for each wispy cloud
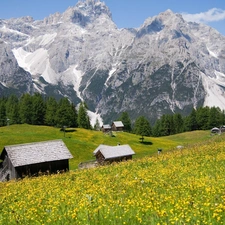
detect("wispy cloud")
[182,8,225,23]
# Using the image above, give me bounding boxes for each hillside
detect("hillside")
[0,132,225,224]
[0,124,215,169]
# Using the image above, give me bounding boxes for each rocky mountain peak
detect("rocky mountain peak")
[43,0,112,26]
[61,0,111,26]
[137,9,188,40]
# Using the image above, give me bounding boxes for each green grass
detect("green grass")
[1,137,225,224]
[0,124,215,170]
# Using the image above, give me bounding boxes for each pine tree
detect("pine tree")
[19,93,33,124]
[70,103,78,128]
[5,95,20,125]
[77,102,91,129]
[160,115,171,136]
[133,116,151,142]
[0,99,6,126]
[196,106,210,130]
[173,113,184,134]
[185,108,198,131]
[119,112,132,132]
[208,107,222,128]
[152,119,162,137]
[45,97,58,126]
[55,97,76,128]
[31,93,46,125]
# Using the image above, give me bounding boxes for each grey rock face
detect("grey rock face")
[0,40,33,93]
[0,0,225,123]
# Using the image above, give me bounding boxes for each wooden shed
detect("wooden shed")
[111,121,124,131]
[0,140,73,181]
[93,144,135,164]
[211,127,220,134]
[101,124,111,133]
[220,125,225,133]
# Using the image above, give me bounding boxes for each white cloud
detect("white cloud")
[182,8,225,24]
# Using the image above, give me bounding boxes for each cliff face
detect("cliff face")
[0,0,225,123]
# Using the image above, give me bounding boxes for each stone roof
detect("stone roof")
[93,144,109,155]
[94,144,135,160]
[112,121,124,127]
[102,124,111,129]
[1,140,73,167]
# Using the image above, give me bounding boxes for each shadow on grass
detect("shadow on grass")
[60,128,77,133]
[139,141,153,145]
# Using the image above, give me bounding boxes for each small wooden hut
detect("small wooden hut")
[101,124,111,133]
[211,127,220,134]
[93,144,135,164]
[220,125,225,133]
[0,140,73,181]
[111,121,124,131]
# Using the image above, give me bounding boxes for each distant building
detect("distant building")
[93,144,135,164]
[0,140,73,181]
[220,125,225,133]
[111,121,124,132]
[211,127,220,134]
[101,124,112,133]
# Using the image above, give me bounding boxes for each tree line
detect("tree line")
[0,93,91,129]
[0,94,224,138]
[118,107,225,137]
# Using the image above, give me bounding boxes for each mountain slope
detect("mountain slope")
[0,0,225,123]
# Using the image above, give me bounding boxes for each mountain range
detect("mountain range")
[0,0,225,124]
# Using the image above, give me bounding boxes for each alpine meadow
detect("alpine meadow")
[1,0,225,224]
[1,124,225,224]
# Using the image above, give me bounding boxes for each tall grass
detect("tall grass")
[1,138,225,224]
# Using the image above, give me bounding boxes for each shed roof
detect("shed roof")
[102,124,111,129]
[94,144,135,160]
[211,127,220,132]
[1,140,73,167]
[93,144,110,155]
[112,121,124,127]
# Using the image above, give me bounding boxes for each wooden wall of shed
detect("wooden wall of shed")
[0,151,17,180]
[101,128,111,133]
[8,158,17,179]
[96,153,132,165]
[95,152,105,164]
[111,125,123,131]
[15,160,69,178]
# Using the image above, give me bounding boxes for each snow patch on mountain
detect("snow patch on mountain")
[13,47,59,84]
[0,82,7,88]
[38,33,57,46]
[201,72,225,109]
[214,71,225,86]
[12,47,31,71]
[207,47,218,58]
[87,110,103,127]
[1,25,29,37]
[61,65,84,100]
[105,66,117,87]
[41,60,59,84]
[13,48,47,74]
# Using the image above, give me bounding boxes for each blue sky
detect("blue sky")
[1,0,225,36]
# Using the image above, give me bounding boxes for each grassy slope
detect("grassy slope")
[0,124,213,170]
[1,135,225,224]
